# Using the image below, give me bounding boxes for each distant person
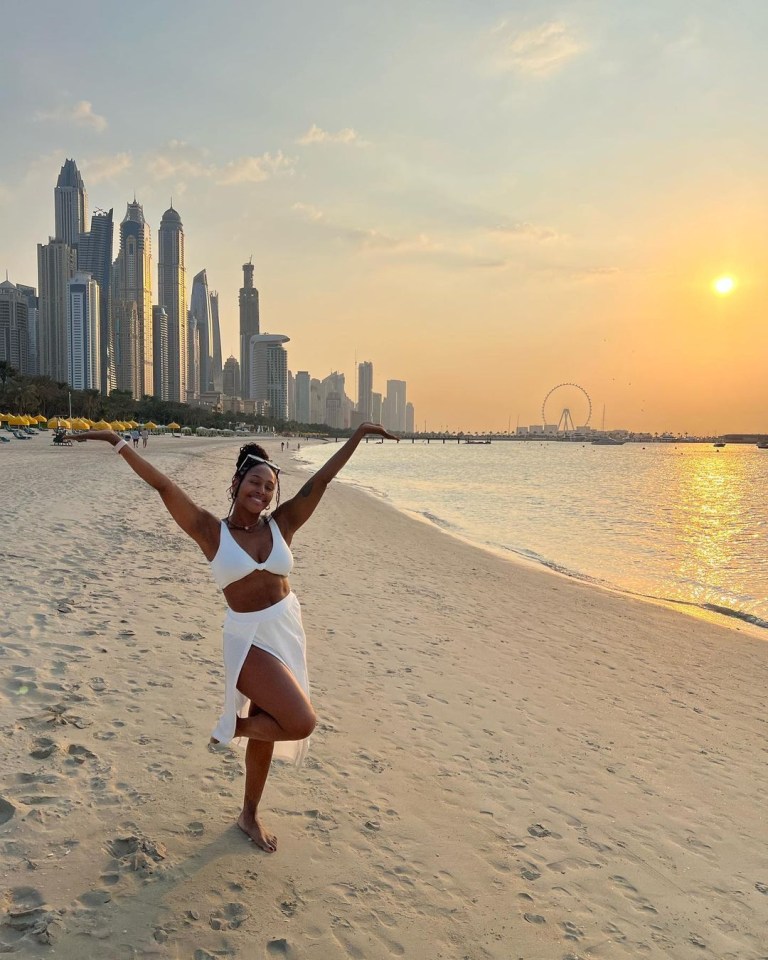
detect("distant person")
[69,420,398,853]
[131,428,140,449]
[141,428,149,448]
[280,441,285,452]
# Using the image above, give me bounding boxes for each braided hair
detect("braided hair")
[227,443,281,516]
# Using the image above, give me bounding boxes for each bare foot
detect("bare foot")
[237,811,277,853]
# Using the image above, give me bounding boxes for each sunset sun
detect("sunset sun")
[713,275,736,295]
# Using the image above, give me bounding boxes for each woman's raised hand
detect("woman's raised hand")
[357,422,400,441]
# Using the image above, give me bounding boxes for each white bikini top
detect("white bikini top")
[209,517,293,589]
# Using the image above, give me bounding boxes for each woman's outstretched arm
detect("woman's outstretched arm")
[71,430,219,553]
[275,422,398,537]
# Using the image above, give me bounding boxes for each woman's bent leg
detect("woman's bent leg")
[235,646,316,743]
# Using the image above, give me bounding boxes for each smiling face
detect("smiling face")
[232,463,278,516]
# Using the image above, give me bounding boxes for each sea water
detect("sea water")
[296,439,768,629]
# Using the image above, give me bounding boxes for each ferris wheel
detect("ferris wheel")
[542,383,592,432]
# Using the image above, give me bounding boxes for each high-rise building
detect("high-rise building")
[113,300,140,396]
[157,205,187,403]
[78,208,114,393]
[287,370,296,420]
[210,290,223,392]
[405,401,415,433]
[249,333,289,418]
[295,371,310,423]
[113,200,153,397]
[186,311,200,402]
[189,270,214,395]
[55,159,87,248]
[16,285,38,375]
[357,360,373,420]
[37,240,77,381]
[325,392,343,429]
[385,379,407,432]
[0,279,30,374]
[310,378,323,424]
[239,260,259,399]
[67,272,100,391]
[371,391,382,424]
[223,355,241,398]
[152,306,169,401]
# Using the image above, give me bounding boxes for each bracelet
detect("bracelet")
[114,439,128,454]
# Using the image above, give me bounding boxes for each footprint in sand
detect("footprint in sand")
[67,744,97,764]
[208,902,248,930]
[106,835,169,877]
[2,886,63,945]
[0,796,16,826]
[30,738,59,760]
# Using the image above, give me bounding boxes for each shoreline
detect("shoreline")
[292,446,768,642]
[2,435,767,958]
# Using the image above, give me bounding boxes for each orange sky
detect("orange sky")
[2,1,767,432]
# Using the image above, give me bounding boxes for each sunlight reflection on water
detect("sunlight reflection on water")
[298,440,768,626]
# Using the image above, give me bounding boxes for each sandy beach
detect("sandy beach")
[1,434,767,959]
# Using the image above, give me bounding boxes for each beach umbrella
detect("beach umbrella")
[0,412,9,422]
[93,419,111,430]
[47,417,64,429]
[35,414,46,423]
[167,421,181,431]
[144,421,158,430]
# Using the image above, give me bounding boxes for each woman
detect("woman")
[71,422,397,851]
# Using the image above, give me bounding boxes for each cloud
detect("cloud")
[492,20,585,77]
[291,203,504,269]
[147,144,295,186]
[489,220,565,242]
[81,152,132,183]
[34,100,108,131]
[297,124,367,146]
[216,151,295,185]
[291,202,325,222]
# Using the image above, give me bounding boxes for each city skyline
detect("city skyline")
[2,1,768,432]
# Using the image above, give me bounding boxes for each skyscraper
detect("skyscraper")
[223,355,241,398]
[186,310,200,402]
[210,290,223,392]
[189,270,214,394]
[78,208,114,393]
[152,306,169,400]
[0,280,30,374]
[54,159,87,248]
[371,391,382,424]
[405,401,415,433]
[357,360,373,420]
[249,334,289,418]
[113,300,140,396]
[37,240,77,381]
[67,272,100,390]
[295,371,310,423]
[157,205,187,403]
[113,200,153,397]
[384,379,407,432]
[16,285,38,375]
[239,260,259,399]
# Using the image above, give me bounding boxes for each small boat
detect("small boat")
[757,441,768,449]
[713,442,726,448]
[464,439,491,444]
[592,437,626,446]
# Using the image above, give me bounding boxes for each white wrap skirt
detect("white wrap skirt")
[210,592,310,766]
